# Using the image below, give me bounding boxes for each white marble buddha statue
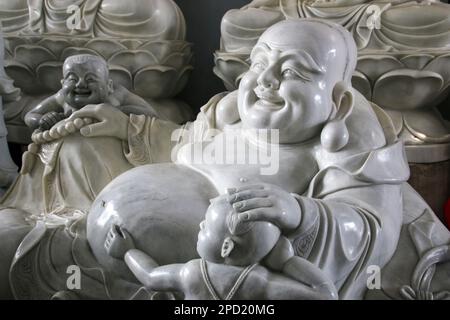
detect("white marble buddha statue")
[0,0,185,39]
[220,0,450,52]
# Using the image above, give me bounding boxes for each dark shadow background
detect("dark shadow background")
[174,0,450,119]
[174,0,249,111]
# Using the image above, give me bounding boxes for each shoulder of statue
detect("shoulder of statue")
[197,91,239,130]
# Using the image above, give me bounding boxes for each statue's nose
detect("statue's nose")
[76,78,87,88]
[257,67,280,90]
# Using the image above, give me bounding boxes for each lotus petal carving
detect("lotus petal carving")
[4,60,36,94]
[109,51,159,74]
[213,52,249,91]
[372,69,443,110]
[85,39,128,60]
[36,62,63,92]
[354,53,450,111]
[403,109,450,143]
[357,55,403,85]
[172,66,194,96]
[424,53,450,89]
[14,45,56,70]
[352,70,372,100]
[37,39,73,59]
[109,65,133,90]
[134,66,177,98]
[400,54,434,70]
[163,52,188,69]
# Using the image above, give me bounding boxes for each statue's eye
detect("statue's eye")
[282,69,298,79]
[86,78,96,83]
[282,69,309,82]
[251,62,266,72]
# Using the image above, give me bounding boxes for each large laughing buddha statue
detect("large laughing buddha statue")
[1,19,449,300]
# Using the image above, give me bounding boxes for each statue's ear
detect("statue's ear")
[221,237,235,258]
[321,81,354,152]
[108,79,114,94]
[331,81,354,122]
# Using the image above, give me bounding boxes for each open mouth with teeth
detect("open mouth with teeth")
[73,88,92,97]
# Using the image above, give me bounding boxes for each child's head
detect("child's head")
[62,54,114,109]
[197,196,281,266]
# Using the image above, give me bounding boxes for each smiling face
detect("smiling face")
[62,56,112,109]
[238,20,355,144]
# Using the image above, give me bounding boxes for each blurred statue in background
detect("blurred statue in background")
[0,34,19,196]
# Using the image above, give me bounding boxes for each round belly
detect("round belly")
[87,163,218,275]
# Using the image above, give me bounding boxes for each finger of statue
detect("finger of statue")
[227,184,266,195]
[238,208,277,223]
[49,127,59,139]
[228,189,269,203]
[69,105,101,120]
[28,143,39,154]
[400,286,416,300]
[65,122,76,133]
[83,118,93,125]
[74,118,85,129]
[80,122,109,137]
[232,198,273,213]
[57,124,68,136]
[34,133,44,144]
[43,131,52,141]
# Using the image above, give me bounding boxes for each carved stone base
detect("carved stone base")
[406,143,450,164]
[408,160,450,223]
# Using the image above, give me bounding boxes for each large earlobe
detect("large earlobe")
[321,81,354,152]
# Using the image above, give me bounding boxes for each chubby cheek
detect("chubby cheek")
[239,72,258,94]
[238,72,258,111]
[280,82,331,119]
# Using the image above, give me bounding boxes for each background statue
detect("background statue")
[0,33,19,196]
[0,0,193,145]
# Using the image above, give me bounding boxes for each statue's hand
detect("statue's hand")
[69,103,129,140]
[227,183,301,231]
[39,111,66,131]
[104,224,135,260]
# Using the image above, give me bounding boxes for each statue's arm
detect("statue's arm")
[112,85,158,118]
[124,249,183,292]
[281,256,338,299]
[24,95,64,130]
[287,183,403,295]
